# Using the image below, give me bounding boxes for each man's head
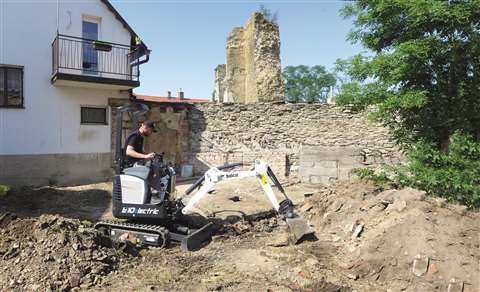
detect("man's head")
[139,121,157,136]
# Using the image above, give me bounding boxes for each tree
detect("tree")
[282,65,336,103]
[338,1,480,207]
[258,4,278,24]
[337,0,480,150]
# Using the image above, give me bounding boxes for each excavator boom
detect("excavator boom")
[179,160,314,244]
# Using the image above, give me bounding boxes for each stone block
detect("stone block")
[299,160,315,168]
[337,168,355,179]
[308,175,333,185]
[300,146,360,160]
[313,160,338,168]
[301,166,338,178]
[337,155,364,166]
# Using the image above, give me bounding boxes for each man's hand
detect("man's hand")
[144,152,155,160]
[126,146,155,160]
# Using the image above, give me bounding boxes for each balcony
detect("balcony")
[51,34,141,90]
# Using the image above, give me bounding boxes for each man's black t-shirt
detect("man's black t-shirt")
[125,130,144,164]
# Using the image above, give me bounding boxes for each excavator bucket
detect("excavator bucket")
[286,215,314,244]
[265,166,315,244]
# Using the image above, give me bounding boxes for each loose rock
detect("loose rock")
[0,214,132,291]
[299,202,313,213]
[351,223,364,239]
[447,278,464,292]
[412,254,429,277]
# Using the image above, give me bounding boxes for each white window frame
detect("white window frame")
[82,15,102,76]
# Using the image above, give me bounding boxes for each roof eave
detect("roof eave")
[99,0,149,53]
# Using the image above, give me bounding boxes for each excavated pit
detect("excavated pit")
[0,180,478,291]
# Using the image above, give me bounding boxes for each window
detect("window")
[82,20,99,74]
[81,106,107,125]
[0,66,23,108]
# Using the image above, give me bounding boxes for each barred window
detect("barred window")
[81,106,108,125]
[0,66,24,108]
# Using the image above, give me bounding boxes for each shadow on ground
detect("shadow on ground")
[0,184,111,221]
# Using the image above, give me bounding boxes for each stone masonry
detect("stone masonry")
[214,65,226,103]
[109,99,402,185]
[215,12,284,103]
[186,103,403,183]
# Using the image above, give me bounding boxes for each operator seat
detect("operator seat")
[120,145,151,181]
[123,165,151,181]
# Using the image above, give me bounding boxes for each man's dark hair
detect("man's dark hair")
[143,121,157,132]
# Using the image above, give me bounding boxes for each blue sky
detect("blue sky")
[111,0,365,99]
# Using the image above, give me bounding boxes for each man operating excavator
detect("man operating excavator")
[124,120,166,203]
[125,121,157,167]
[95,103,314,251]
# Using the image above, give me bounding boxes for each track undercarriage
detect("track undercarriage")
[95,219,214,251]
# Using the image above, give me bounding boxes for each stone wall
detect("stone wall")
[109,99,402,185]
[215,13,284,103]
[185,103,403,183]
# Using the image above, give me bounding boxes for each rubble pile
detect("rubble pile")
[0,214,130,291]
[298,181,480,291]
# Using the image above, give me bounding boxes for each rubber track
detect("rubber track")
[94,220,169,247]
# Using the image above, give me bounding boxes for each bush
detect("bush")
[0,185,10,197]
[404,133,480,208]
[355,132,480,208]
[352,168,390,187]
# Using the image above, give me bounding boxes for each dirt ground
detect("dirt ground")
[0,178,478,291]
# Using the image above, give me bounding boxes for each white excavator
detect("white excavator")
[95,103,314,251]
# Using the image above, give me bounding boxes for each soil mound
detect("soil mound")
[300,180,480,291]
[0,214,130,291]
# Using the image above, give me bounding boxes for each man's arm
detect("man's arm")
[126,145,155,160]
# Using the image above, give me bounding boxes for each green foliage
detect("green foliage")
[336,0,480,149]
[352,168,390,187]
[282,65,336,103]
[0,184,10,197]
[356,133,480,208]
[258,4,278,23]
[403,132,480,207]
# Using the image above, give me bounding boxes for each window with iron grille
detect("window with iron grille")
[81,106,108,125]
[0,65,24,108]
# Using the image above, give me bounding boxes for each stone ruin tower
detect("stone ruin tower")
[214,12,285,103]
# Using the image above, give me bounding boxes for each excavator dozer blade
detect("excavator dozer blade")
[180,222,214,252]
[286,215,314,244]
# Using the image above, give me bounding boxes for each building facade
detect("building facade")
[0,0,149,186]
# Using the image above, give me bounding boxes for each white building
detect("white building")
[0,0,149,186]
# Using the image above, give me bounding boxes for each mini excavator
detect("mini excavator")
[95,103,314,251]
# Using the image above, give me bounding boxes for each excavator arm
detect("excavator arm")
[179,160,314,243]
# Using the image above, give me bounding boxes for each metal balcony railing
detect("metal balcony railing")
[52,34,139,82]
